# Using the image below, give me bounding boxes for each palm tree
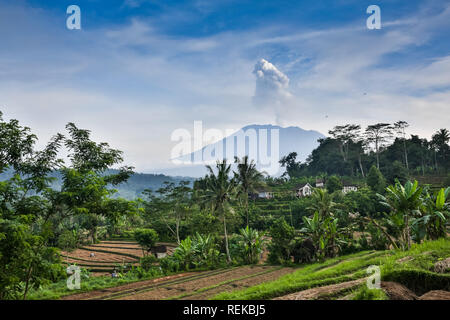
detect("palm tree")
[378,180,423,250]
[234,156,264,227]
[202,160,238,263]
[431,129,450,171]
[308,188,336,219]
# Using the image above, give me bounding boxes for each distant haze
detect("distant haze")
[158,124,324,177]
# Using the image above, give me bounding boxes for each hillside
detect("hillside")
[0,169,195,200]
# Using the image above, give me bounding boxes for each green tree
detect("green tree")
[267,217,295,264]
[431,129,450,172]
[0,113,65,299]
[234,156,264,227]
[279,152,303,178]
[134,228,159,256]
[393,121,410,170]
[143,181,192,244]
[325,175,342,193]
[366,165,386,194]
[365,123,393,169]
[201,160,238,263]
[387,161,409,184]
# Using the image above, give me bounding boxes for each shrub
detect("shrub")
[57,230,78,250]
[366,165,386,194]
[134,228,158,255]
[352,286,388,300]
[140,255,158,271]
[326,175,343,194]
[235,226,265,265]
[267,217,295,264]
[160,233,224,272]
[127,265,164,279]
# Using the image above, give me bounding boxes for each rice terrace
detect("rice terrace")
[1,1,450,318]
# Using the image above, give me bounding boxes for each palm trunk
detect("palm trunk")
[176,218,180,245]
[245,197,249,227]
[223,214,231,263]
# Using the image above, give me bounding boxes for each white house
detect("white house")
[297,183,313,197]
[258,191,274,199]
[342,185,358,194]
[315,179,324,188]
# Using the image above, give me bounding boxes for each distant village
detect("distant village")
[252,178,358,199]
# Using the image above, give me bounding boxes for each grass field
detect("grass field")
[212,238,450,300]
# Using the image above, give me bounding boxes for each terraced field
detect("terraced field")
[58,239,449,300]
[213,239,450,300]
[62,265,297,300]
[61,240,176,276]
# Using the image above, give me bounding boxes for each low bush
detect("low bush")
[160,233,225,272]
[352,286,388,300]
[140,255,158,271]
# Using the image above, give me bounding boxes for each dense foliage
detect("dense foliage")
[1,112,448,300]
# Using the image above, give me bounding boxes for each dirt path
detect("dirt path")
[274,278,366,300]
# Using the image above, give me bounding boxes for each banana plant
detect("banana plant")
[377,180,423,250]
[415,187,449,240]
[237,226,265,264]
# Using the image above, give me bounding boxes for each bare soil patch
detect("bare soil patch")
[81,245,144,257]
[61,250,138,263]
[274,278,365,300]
[381,281,418,300]
[61,272,196,300]
[61,241,176,276]
[419,290,450,300]
[182,267,295,300]
[118,266,274,300]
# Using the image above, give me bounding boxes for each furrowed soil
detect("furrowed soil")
[179,267,295,300]
[60,240,176,276]
[274,278,366,300]
[118,265,282,300]
[61,272,196,300]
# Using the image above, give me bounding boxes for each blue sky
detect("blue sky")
[0,0,449,172]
